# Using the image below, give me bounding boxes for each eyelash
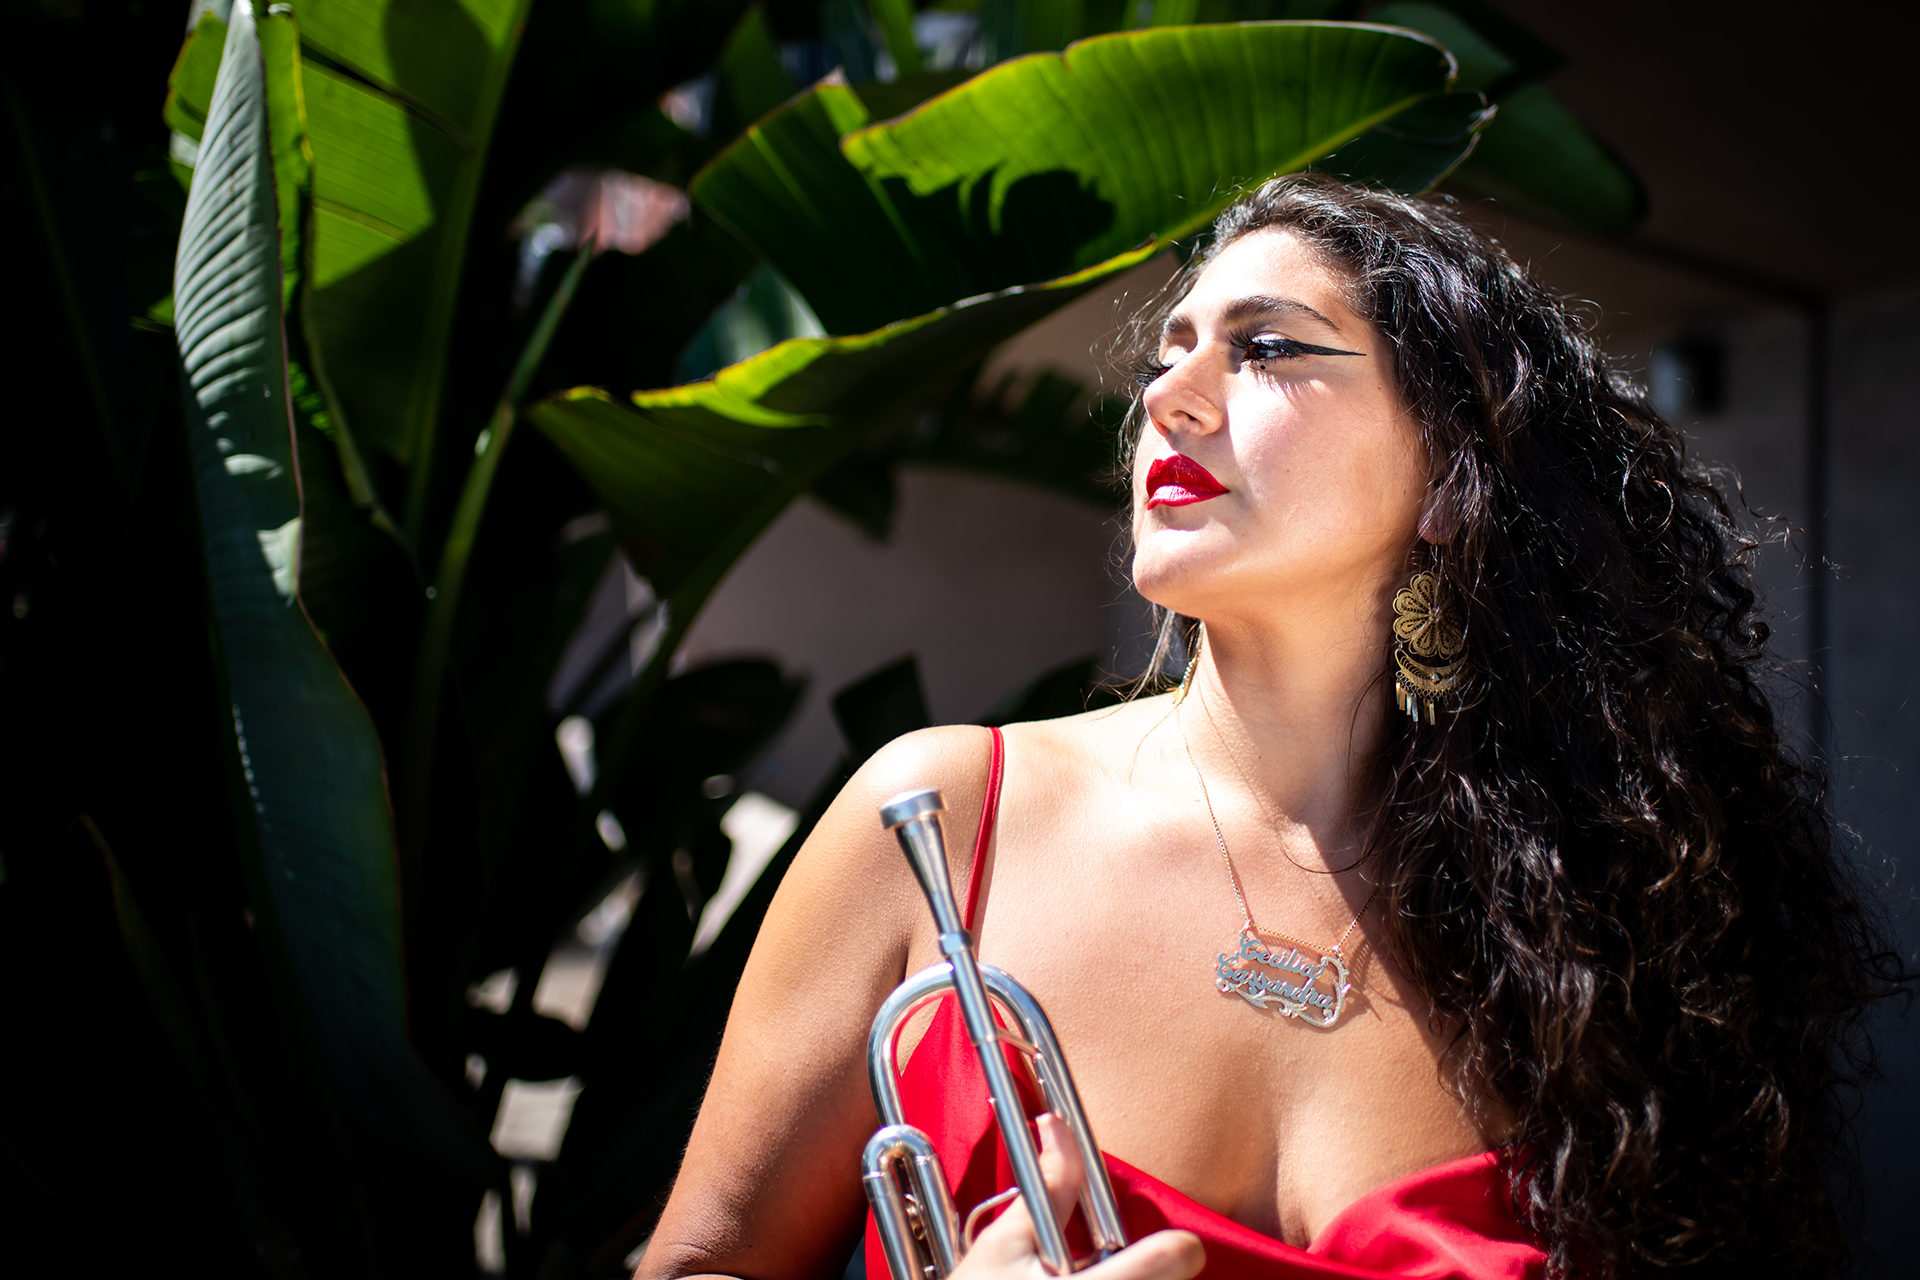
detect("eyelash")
[1131,330,1321,388]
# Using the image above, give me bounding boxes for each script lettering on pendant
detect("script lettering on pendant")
[1215,931,1351,1029]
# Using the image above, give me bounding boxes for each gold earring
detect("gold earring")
[1391,571,1465,724]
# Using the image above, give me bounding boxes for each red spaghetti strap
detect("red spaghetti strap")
[962,726,1004,931]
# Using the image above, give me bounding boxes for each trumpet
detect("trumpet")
[864,789,1129,1280]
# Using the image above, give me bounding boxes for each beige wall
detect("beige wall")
[680,466,1148,808]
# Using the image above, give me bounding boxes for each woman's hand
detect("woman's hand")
[954,1116,1205,1280]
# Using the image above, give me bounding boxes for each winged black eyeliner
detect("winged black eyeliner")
[1245,335,1364,359]
[1132,336,1365,387]
[1267,340,1363,357]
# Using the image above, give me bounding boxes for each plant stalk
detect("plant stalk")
[399,0,541,551]
[399,243,597,891]
[869,0,923,76]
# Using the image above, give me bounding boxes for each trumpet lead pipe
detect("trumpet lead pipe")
[882,791,1075,1275]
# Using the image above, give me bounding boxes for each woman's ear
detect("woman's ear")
[1418,485,1460,545]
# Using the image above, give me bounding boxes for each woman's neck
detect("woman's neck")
[1174,586,1394,869]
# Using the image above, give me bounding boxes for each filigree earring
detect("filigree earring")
[1391,570,1464,724]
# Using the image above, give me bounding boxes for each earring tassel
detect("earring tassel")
[1391,570,1466,727]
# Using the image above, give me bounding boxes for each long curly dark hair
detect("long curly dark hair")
[1119,176,1905,1278]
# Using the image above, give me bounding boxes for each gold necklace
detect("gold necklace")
[1173,656,1376,1029]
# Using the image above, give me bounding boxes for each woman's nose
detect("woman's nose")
[1142,351,1224,438]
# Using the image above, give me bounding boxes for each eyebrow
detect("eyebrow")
[1161,294,1346,343]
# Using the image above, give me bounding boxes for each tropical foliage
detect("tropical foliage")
[0,1,1638,1276]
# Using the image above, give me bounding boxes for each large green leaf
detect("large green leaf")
[689,76,945,338]
[1370,0,1564,94]
[843,23,1456,256]
[1371,1,1644,233]
[536,18,1488,721]
[171,0,489,1180]
[1312,89,1492,194]
[1447,82,1644,234]
[1371,0,1525,95]
[166,0,536,533]
[163,11,228,144]
[528,244,1155,607]
[693,21,1463,335]
[296,0,535,531]
[673,263,825,385]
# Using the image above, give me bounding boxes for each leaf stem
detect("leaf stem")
[399,244,596,889]
[869,0,923,76]
[398,0,540,551]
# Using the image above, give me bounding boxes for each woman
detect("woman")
[638,178,1896,1280]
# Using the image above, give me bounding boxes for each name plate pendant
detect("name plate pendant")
[1215,930,1352,1029]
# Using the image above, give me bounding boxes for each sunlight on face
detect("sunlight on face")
[1130,229,1429,627]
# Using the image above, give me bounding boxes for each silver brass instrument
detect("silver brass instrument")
[865,789,1128,1279]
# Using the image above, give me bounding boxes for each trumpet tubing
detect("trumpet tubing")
[864,789,1127,1280]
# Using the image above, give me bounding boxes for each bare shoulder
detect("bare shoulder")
[770,725,1000,946]
[786,707,1168,934]
[995,692,1178,783]
[814,724,1000,852]
[702,725,1004,1120]
[849,723,1001,811]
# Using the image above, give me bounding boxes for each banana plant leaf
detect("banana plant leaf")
[1370,0,1544,94]
[171,0,489,1181]
[1371,0,1644,233]
[528,243,1156,609]
[163,10,227,143]
[841,23,1456,261]
[694,21,1464,336]
[1312,89,1492,195]
[534,20,1482,691]
[1448,82,1643,233]
[163,0,536,533]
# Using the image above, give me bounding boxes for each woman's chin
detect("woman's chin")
[1131,542,1229,616]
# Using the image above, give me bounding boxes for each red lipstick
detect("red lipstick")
[1145,454,1227,509]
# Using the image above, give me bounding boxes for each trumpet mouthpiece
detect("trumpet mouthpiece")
[880,788,964,940]
[880,788,944,831]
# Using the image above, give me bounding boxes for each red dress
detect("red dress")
[863,729,1546,1280]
